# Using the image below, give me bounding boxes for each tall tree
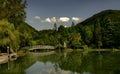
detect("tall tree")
[69,33,82,49]
[0,0,27,24]
[0,20,19,52]
[102,18,114,48]
[53,23,57,31]
[94,19,102,48]
[58,25,68,37]
[71,22,75,26]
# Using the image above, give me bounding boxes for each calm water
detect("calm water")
[0,51,120,74]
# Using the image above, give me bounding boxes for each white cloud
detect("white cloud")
[51,17,56,24]
[72,17,81,23]
[41,17,57,24]
[41,17,82,24]
[58,17,70,23]
[41,17,51,23]
[34,16,41,20]
[45,18,51,23]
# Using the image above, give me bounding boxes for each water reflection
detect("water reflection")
[0,51,120,74]
[25,61,80,74]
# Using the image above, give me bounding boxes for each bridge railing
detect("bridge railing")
[21,45,56,50]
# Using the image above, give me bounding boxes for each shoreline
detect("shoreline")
[0,48,120,64]
[0,53,17,64]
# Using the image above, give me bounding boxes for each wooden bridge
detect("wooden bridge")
[22,45,56,51]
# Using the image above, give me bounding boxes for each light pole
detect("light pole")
[7,46,10,70]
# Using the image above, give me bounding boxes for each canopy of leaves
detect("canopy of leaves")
[0,20,19,52]
[0,0,27,24]
[16,22,38,47]
[76,10,120,48]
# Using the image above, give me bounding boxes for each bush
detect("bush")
[89,44,96,49]
[83,45,89,55]
[111,48,116,53]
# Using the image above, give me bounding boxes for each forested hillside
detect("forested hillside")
[36,10,120,49]
[76,10,120,48]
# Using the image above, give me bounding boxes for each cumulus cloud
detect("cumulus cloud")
[58,17,70,23]
[41,17,82,24]
[72,17,81,23]
[41,17,57,24]
[34,16,41,20]
[51,17,57,24]
[45,18,51,23]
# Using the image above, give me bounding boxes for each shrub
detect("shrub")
[83,45,89,55]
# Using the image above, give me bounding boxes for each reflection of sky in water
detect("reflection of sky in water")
[25,61,91,74]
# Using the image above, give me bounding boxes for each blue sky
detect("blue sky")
[25,0,120,31]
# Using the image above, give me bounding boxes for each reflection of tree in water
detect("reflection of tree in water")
[54,63,59,72]
[1,51,120,74]
[57,52,120,74]
[58,51,83,73]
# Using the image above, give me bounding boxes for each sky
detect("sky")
[25,0,120,31]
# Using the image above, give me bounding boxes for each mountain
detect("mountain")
[15,22,38,36]
[76,10,120,48]
[79,10,120,26]
[19,10,120,48]
[15,22,39,47]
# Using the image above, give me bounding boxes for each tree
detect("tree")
[0,20,19,52]
[101,18,114,48]
[58,25,68,42]
[19,32,32,47]
[68,22,76,33]
[58,25,69,37]
[113,23,120,48]
[69,33,82,49]
[72,22,75,26]
[94,19,102,48]
[0,0,27,24]
[53,23,57,31]
[83,26,93,45]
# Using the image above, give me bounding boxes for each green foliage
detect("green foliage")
[58,25,69,38]
[16,22,38,47]
[82,25,94,45]
[0,0,32,52]
[111,48,116,53]
[0,0,39,52]
[94,19,102,48]
[69,33,82,49]
[36,29,58,46]
[0,0,27,24]
[76,10,120,48]
[83,45,89,55]
[23,10,120,50]
[0,20,19,52]
[89,44,96,49]
[2,9,118,50]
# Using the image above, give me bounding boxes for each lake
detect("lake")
[0,51,120,74]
